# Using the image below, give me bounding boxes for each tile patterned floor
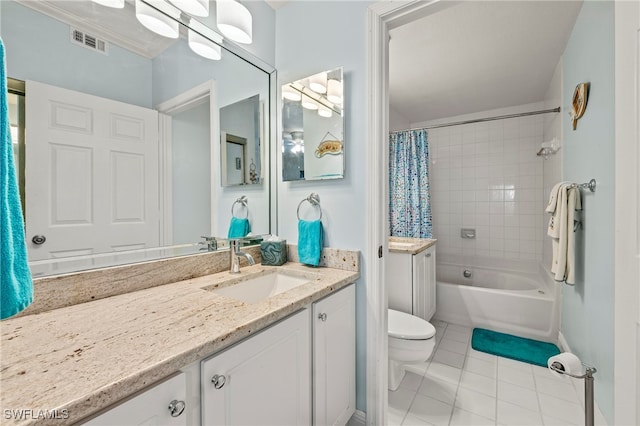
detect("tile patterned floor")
[388,321,594,426]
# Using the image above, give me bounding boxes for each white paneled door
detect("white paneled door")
[25,81,159,261]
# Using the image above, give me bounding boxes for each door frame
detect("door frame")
[156,80,218,244]
[613,1,639,424]
[368,1,640,425]
[365,1,457,423]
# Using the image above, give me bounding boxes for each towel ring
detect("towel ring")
[231,196,249,219]
[297,193,322,221]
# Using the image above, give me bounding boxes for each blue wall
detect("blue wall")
[561,2,615,423]
[1,1,152,107]
[275,0,373,411]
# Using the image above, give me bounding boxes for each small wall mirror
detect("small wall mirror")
[220,94,262,186]
[282,67,344,181]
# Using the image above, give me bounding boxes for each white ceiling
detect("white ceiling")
[389,1,583,124]
[18,0,177,58]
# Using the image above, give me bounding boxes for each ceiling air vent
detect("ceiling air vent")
[70,28,108,55]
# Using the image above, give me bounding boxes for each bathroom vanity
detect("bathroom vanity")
[0,259,358,425]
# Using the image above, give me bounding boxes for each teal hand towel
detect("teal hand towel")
[298,219,323,266]
[1,38,33,319]
[228,217,251,238]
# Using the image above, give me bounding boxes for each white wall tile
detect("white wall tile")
[428,104,545,262]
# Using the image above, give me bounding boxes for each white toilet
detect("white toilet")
[388,308,436,390]
[386,240,438,390]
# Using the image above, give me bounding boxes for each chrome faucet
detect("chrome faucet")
[230,239,255,274]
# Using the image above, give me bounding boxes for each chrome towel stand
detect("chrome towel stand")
[549,362,597,426]
[231,195,249,218]
[297,193,322,220]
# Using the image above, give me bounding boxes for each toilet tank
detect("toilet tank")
[387,242,436,321]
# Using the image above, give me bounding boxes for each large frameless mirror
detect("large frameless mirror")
[1,0,274,277]
[282,67,344,181]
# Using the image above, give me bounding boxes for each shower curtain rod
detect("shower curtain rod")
[392,107,561,133]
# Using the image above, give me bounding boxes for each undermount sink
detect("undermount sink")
[211,271,311,304]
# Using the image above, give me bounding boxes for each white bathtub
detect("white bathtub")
[433,257,560,342]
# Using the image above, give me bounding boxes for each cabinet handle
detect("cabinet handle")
[168,400,186,417]
[426,253,431,257]
[318,313,327,321]
[211,374,226,389]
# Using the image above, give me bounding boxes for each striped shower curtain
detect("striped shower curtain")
[389,129,433,238]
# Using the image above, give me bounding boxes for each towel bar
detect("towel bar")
[231,195,249,219]
[570,179,596,193]
[297,193,322,221]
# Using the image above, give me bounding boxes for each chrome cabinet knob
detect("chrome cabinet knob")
[32,235,46,245]
[212,374,226,389]
[168,400,186,417]
[318,313,327,322]
[426,253,431,257]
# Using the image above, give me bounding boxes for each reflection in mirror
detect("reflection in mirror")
[220,94,262,186]
[282,67,344,181]
[1,0,272,277]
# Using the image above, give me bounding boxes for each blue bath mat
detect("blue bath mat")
[471,328,560,367]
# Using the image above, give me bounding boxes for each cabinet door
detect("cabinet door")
[313,284,356,426]
[201,309,311,426]
[387,251,414,313]
[413,245,436,321]
[83,373,187,425]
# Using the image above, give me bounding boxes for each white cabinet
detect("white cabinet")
[81,285,357,426]
[201,309,311,426]
[388,244,436,321]
[83,373,187,425]
[312,284,356,426]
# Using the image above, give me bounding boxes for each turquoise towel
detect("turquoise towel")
[1,38,33,319]
[298,219,323,266]
[228,217,251,238]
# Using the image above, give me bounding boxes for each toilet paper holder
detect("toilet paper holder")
[549,361,597,426]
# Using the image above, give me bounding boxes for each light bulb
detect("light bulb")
[318,106,332,118]
[135,0,179,39]
[92,0,125,8]
[301,99,318,110]
[168,0,209,17]
[327,78,342,104]
[309,72,327,94]
[188,29,222,60]
[216,0,253,44]
[282,85,301,101]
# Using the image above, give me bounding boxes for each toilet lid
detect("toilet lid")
[388,309,436,340]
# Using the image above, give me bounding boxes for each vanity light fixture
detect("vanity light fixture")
[309,72,327,94]
[168,0,209,17]
[91,0,125,8]
[318,105,333,118]
[135,0,179,39]
[282,85,302,101]
[327,78,342,104]
[216,0,253,44]
[188,29,222,60]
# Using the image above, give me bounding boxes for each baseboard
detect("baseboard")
[557,332,609,425]
[558,331,571,352]
[347,410,366,426]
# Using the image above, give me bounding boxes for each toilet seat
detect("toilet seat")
[388,309,436,340]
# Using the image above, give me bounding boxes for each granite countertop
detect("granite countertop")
[0,263,359,425]
[388,236,437,254]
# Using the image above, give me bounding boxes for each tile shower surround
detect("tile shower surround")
[428,114,545,261]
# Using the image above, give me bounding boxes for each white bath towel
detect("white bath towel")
[548,183,582,284]
[546,182,569,238]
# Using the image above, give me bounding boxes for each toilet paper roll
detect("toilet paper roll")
[547,352,582,378]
